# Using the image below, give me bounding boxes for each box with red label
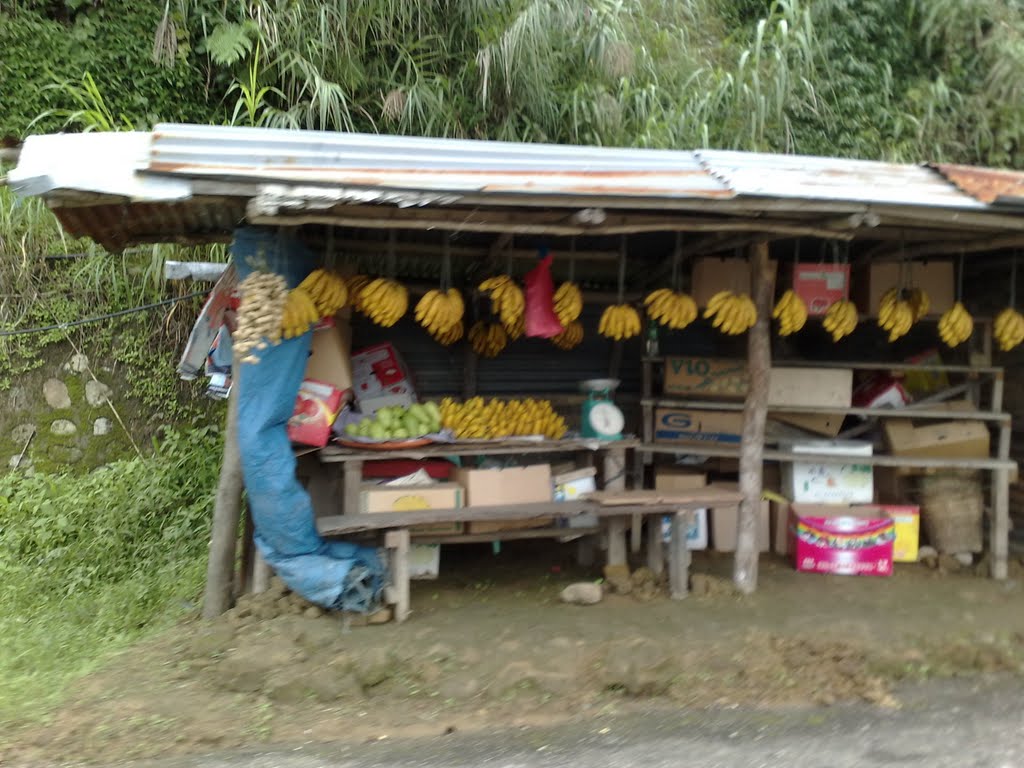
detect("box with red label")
[791,263,850,316]
[351,343,416,406]
[791,504,895,577]
[288,380,345,447]
[852,375,910,411]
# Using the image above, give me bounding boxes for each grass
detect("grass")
[0,427,222,724]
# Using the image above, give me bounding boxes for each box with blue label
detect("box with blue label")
[654,408,743,446]
[660,509,709,550]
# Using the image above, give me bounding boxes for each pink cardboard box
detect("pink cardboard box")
[792,263,850,316]
[791,504,895,577]
[351,343,416,404]
[288,379,345,447]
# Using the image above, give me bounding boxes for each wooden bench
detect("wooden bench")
[317,488,743,622]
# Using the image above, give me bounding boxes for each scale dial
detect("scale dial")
[588,401,624,437]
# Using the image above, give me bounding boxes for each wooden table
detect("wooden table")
[317,487,743,622]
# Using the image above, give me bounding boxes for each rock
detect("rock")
[265,676,312,704]
[603,564,633,595]
[690,573,736,598]
[93,417,113,436]
[303,605,324,619]
[8,454,32,470]
[10,424,36,443]
[47,444,83,464]
[631,567,657,587]
[938,554,963,573]
[367,607,393,624]
[354,648,394,688]
[85,379,113,407]
[954,553,974,567]
[918,546,938,561]
[560,582,603,605]
[65,353,90,373]
[50,419,77,436]
[190,624,237,657]
[43,379,71,409]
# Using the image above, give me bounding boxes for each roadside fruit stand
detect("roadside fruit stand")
[7,125,1024,622]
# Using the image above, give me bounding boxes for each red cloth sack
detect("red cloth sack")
[524,253,563,338]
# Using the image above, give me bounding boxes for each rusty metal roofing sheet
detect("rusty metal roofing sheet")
[932,163,1024,207]
[146,124,732,200]
[698,150,986,210]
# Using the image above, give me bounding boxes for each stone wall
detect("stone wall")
[1,349,139,474]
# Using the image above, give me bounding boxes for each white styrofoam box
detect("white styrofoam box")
[553,467,597,502]
[661,508,708,550]
[782,439,874,504]
[409,543,440,580]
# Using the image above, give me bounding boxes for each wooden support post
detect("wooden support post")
[385,529,411,623]
[669,510,691,600]
[646,513,665,576]
[606,517,628,566]
[734,241,773,595]
[343,459,363,516]
[602,446,638,554]
[202,368,244,619]
[252,550,272,593]
[991,371,1010,580]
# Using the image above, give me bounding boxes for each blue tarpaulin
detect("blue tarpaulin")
[232,227,383,611]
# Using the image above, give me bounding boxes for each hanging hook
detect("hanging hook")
[671,232,682,292]
[617,235,628,304]
[568,236,577,284]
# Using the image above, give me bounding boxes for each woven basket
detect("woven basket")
[918,471,984,553]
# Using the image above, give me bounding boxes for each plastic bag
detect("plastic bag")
[524,252,564,338]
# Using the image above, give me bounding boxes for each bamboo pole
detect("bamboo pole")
[202,366,244,619]
[734,241,774,594]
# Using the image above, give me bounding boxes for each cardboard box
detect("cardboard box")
[287,380,344,447]
[654,408,744,445]
[771,500,792,555]
[782,440,874,504]
[791,504,895,576]
[351,343,415,406]
[875,504,920,562]
[661,509,709,550]
[454,465,553,533]
[853,375,910,411]
[305,320,354,394]
[769,368,852,409]
[855,261,955,315]
[772,411,845,437]
[707,483,769,553]
[791,263,850,315]
[654,468,708,491]
[692,257,778,307]
[553,467,597,501]
[360,482,464,535]
[883,418,990,459]
[664,357,748,398]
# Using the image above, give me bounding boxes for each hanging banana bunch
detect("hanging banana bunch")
[346,274,372,313]
[551,320,583,350]
[644,289,699,330]
[280,287,322,339]
[469,320,508,358]
[298,268,348,316]
[878,288,915,342]
[478,275,525,333]
[772,289,808,336]
[907,287,930,321]
[504,312,525,341]
[360,278,408,327]
[430,320,465,346]
[416,288,465,339]
[938,302,974,348]
[822,300,859,342]
[600,236,642,341]
[553,282,584,326]
[995,308,1024,351]
[703,290,757,336]
[235,271,288,364]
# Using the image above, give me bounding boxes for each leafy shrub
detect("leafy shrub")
[0,426,223,719]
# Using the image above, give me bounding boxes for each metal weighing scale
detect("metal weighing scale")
[580,378,625,440]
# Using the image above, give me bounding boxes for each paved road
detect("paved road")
[128,678,1023,768]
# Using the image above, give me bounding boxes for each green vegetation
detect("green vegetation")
[0,426,222,720]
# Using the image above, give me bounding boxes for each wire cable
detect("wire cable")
[0,289,208,337]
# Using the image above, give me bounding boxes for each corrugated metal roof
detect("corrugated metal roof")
[698,150,988,210]
[9,123,1024,251]
[932,163,1024,207]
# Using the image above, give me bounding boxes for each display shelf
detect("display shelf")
[319,437,640,463]
[640,397,1011,423]
[641,357,1003,376]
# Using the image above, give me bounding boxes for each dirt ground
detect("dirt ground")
[5,542,1024,767]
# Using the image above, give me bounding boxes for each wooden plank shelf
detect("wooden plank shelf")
[640,397,1011,423]
[411,527,600,545]
[641,442,1017,471]
[319,437,640,463]
[641,357,1003,376]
